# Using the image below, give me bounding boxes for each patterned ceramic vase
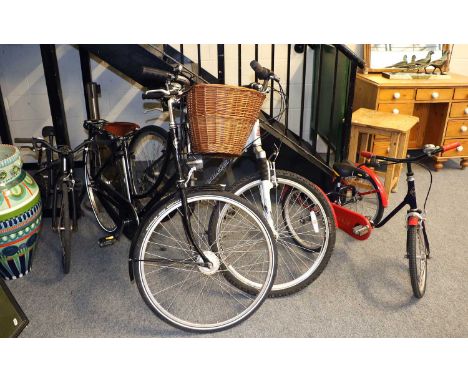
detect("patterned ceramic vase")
[0,144,42,280]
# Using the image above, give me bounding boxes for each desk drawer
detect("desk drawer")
[454,88,468,100]
[441,138,467,157]
[379,88,415,101]
[377,103,414,115]
[416,88,453,101]
[449,102,468,118]
[446,120,468,138]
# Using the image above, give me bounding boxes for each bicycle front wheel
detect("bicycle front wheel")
[58,182,72,274]
[407,223,429,298]
[132,190,277,333]
[228,170,336,297]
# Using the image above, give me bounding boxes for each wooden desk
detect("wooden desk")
[354,73,468,170]
[349,108,419,195]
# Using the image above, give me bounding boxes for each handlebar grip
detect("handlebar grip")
[360,151,374,158]
[250,60,271,80]
[142,92,165,100]
[141,66,172,86]
[14,138,34,144]
[442,142,461,152]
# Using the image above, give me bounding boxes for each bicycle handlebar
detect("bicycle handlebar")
[442,142,461,152]
[142,90,167,100]
[141,65,192,101]
[250,60,279,81]
[360,142,461,164]
[14,137,90,156]
[14,137,35,144]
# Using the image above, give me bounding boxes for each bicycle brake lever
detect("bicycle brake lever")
[144,107,163,114]
[367,158,381,169]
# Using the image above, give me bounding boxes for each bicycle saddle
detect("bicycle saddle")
[333,160,369,179]
[103,122,140,137]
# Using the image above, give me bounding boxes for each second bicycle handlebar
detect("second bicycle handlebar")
[14,137,91,155]
[360,142,461,163]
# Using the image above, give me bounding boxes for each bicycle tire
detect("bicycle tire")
[339,175,384,224]
[407,223,428,298]
[58,182,72,274]
[84,143,117,233]
[132,190,277,333]
[128,125,173,197]
[226,170,336,297]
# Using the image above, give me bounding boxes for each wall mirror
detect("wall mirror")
[363,44,451,73]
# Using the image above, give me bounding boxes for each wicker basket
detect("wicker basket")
[186,84,266,156]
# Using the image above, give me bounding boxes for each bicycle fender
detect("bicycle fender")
[407,216,420,226]
[358,165,389,208]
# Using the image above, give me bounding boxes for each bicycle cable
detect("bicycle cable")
[371,158,433,211]
[414,161,433,211]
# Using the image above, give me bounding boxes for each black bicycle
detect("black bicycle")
[82,119,176,243]
[351,141,461,298]
[85,65,278,332]
[15,128,90,274]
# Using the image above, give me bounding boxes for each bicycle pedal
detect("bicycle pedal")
[98,235,117,247]
[352,224,370,236]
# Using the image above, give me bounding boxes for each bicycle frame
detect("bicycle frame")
[85,126,178,235]
[373,161,418,229]
[373,161,430,255]
[34,145,80,232]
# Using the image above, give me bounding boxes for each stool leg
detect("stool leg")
[384,133,399,195]
[348,127,360,163]
[392,132,409,193]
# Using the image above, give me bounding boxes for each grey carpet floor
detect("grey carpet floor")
[7,158,468,337]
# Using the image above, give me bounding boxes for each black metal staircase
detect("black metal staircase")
[77,44,365,188]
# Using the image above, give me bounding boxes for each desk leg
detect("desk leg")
[433,157,447,171]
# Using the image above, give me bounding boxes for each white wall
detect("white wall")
[0,44,52,143]
[449,44,468,76]
[0,44,166,156]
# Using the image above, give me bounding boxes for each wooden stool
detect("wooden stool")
[348,108,419,196]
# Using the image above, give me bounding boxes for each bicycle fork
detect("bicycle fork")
[247,120,278,238]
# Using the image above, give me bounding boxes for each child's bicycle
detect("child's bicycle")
[329,142,461,298]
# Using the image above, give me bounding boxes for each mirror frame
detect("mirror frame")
[363,44,452,73]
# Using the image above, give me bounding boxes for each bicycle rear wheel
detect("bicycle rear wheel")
[227,170,336,297]
[132,190,277,333]
[407,223,428,298]
[128,125,173,197]
[339,175,384,224]
[58,182,72,274]
[84,143,117,233]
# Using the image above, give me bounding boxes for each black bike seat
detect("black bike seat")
[333,161,369,179]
